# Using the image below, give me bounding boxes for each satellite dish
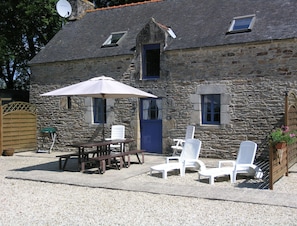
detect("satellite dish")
[56,0,72,18]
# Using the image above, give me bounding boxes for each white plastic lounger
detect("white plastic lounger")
[171,125,195,156]
[218,141,263,183]
[150,163,182,179]
[197,141,263,184]
[150,139,201,179]
[196,160,233,185]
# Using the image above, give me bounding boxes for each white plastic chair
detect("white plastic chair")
[171,125,195,156]
[150,139,201,179]
[218,141,263,183]
[106,125,125,151]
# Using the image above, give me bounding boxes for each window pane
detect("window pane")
[202,94,221,125]
[233,17,252,30]
[111,33,124,44]
[143,44,160,78]
[67,96,71,109]
[102,32,126,47]
[93,98,106,123]
[214,113,220,122]
[142,99,162,120]
[146,48,160,77]
[207,112,211,121]
[149,100,158,120]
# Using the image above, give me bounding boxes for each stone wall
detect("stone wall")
[154,39,297,159]
[30,38,297,159]
[30,55,137,151]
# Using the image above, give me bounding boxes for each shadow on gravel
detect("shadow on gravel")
[11,158,79,172]
[235,177,266,189]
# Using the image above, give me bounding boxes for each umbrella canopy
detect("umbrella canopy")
[41,75,157,98]
[41,75,157,139]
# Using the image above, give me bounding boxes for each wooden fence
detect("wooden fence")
[286,91,297,167]
[269,144,288,189]
[269,91,297,189]
[0,101,37,154]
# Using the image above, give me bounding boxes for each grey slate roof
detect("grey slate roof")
[30,0,297,65]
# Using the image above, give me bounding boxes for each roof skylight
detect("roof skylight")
[101,31,126,48]
[227,15,255,34]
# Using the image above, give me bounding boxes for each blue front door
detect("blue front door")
[140,98,162,154]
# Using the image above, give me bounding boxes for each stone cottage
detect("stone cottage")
[29,0,297,159]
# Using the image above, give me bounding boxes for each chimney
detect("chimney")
[68,0,95,20]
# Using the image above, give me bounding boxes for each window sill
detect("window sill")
[142,77,159,80]
[198,124,230,130]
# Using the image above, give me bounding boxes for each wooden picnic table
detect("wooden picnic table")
[58,139,134,171]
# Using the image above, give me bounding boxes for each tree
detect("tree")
[0,0,62,90]
[0,0,148,90]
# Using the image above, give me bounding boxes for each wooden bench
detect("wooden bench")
[123,150,145,167]
[56,149,101,171]
[81,152,127,174]
[56,153,79,170]
[80,150,144,173]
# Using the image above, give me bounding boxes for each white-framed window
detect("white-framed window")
[59,96,72,110]
[101,31,126,48]
[85,97,115,126]
[190,84,231,126]
[227,15,255,34]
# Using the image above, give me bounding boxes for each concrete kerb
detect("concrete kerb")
[3,151,297,209]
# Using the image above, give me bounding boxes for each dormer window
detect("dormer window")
[101,31,126,48]
[142,44,160,79]
[227,15,255,34]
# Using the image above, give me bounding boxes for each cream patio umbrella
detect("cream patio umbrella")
[41,75,157,138]
[41,75,157,98]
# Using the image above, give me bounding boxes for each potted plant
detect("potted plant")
[270,125,297,149]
